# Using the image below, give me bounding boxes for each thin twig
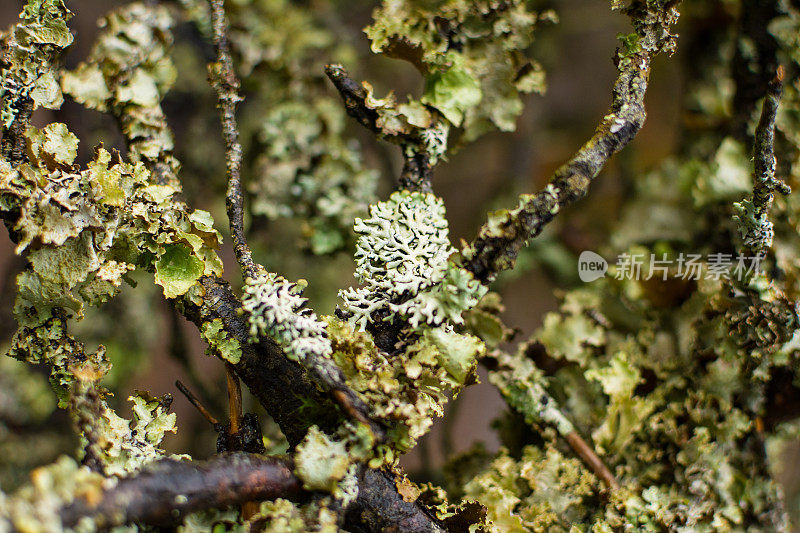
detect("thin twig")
[175,380,219,425]
[325,64,434,193]
[325,64,399,141]
[225,363,243,434]
[208,0,258,279]
[565,431,620,490]
[463,8,683,283]
[488,351,620,490]
[736,66,791,260]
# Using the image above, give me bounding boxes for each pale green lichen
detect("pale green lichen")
[464,446,598,532]
[489,350,576,438]
[0,124,222,324]
[0,0,72,128]
[6,317,108,406]
[340,190,485,330]
[242,271,331,363]
[327,317,484,454]
[244,498,339,533]
[0,455,108,532]
[73,386,179,477]
[293,425,353,494]
[200,318,242,364]
[365,0,554,141]
[61,3,181,189]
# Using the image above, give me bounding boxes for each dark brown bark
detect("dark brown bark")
[344,468,445,533]
[61,453,302,529]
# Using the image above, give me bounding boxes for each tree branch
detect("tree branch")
[208,0,258,279]
[344,468,445,533]
[61,453,302,529]
[463,0,684,283]
[325,64,434,193]
[463,51,650,283]
[736,67,791,259]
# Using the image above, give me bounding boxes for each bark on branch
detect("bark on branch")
[61,453,301,529]
[464,51,651,283]
[208,0,258,279]
[325,64,434,192]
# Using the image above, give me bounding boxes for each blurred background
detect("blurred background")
[8,0,793,520]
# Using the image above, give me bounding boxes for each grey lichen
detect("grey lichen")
[242,271,332,363]
[339,190,485,331]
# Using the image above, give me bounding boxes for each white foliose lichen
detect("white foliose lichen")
[339,190,485,331]
[242,271,332,362]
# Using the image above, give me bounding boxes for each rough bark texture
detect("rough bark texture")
[464,53,650,283]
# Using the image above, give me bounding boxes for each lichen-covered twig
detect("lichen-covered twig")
[325,64,434,192]
[464,3,681,283]
[325,64,408,143]
[207,0,257,279]
[489,350,619,489]
[204,6,384,434]
[734,67,791,258]
[60,453,302,529]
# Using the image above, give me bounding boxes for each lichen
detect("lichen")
[1,455,108,533]
[244,498,339,533]
[327,316,484,454]
[339,190,485,331]
[241,271,331,363]
[0,124,222,324]
[60,2,181,190]
[365,0,554,141]
[0,0,73,128]
[72,385,179,477]
[293,425,354,494]
[200,318,242,364]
